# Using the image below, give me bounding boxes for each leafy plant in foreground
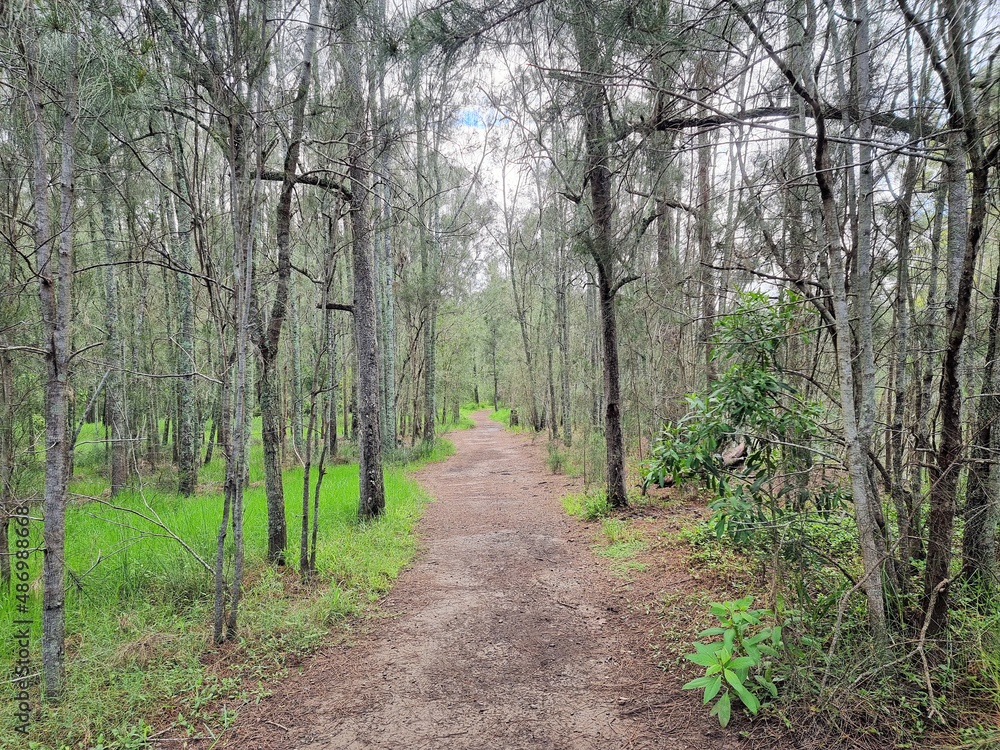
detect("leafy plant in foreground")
[683,596,781,726]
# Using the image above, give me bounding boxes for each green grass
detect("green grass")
[592,518,648,577]
[0,422,449,749]
[488,406,533,434]
[561,489,612,520]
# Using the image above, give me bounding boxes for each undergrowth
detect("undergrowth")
[488,406,532,434]
[561,489,611,521]
[0,423,451,749]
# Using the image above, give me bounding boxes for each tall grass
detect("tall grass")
[0,422,444,749]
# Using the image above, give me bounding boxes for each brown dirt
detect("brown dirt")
[223,411,749,749]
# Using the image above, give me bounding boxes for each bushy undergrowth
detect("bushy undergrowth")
[0,423,448,749]
[561,489,611,521]
[671,514,1000,747]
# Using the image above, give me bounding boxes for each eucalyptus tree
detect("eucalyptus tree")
[147,0,271,640]
[564,0,640,508]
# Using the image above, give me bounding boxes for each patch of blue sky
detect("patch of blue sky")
[456,107,510,129]
[459,109,485,127]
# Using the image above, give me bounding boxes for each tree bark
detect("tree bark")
[96,153,130,496]
[26,25,79,697]
[256,0,320,564]
[166,135,198,497]
[341,0,385,520]
[573,3,628,507]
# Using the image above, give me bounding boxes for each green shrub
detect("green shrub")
[546,442,565,474]
[683,596,782,726]
[561,490,611,520]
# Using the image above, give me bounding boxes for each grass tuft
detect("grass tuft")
[561,490,611,521]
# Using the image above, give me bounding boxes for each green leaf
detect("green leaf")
[686,652,720,667]
[693,641,720,654]
[729,656,758,670]
[725,671,761,715]
[699,627,727,637]
[683,675,714,691]
[704,674,723,702]
[723,629,736,654]
[711,691,732,727]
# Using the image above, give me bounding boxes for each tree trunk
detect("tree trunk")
[166,136,198,497]
[290,279,305,456]
[573,5,628,507]
[695,73,716,383]
[256,0,320,564]
[341,0,385,520]
[889,150,919,572]
[376,22,397,452]
[96,154,130,496]
[27,26,79,697]
[557,233,572,447]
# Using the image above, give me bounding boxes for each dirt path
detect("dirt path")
[230,411,739,749]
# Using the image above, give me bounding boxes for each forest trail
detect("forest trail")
[227,411,739,749]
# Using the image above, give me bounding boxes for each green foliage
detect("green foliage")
[644,290,830,544]
[683,596,782,726]
[546,441,565,473]
[712,289,802,369]
[561,490,611,520]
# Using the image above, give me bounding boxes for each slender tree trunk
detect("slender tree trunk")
[890,152,919,572]
[27,27,79,697]
[695,73,716,383]
[341,0,385,520]
[510,262,539,430]
[924,137,971,632]
[300,391,318,580]
[166,137,198,496]
[289,280,305,455]
[557,231,572,446]
[375,5,397,452]
[573,5,628,507]
[96,155,130,496]
[256,0,320,564]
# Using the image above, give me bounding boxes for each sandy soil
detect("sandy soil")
[225,411,743,749]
